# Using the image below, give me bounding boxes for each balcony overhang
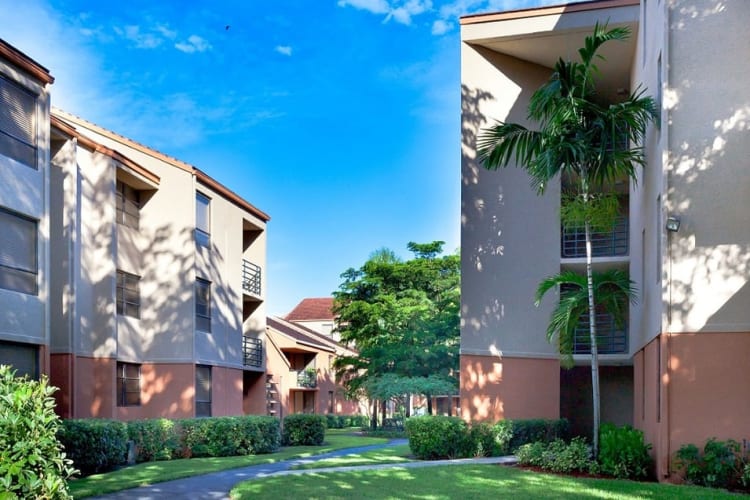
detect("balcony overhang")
[461,0,639,102]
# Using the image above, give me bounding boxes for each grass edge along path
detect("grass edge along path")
[230,463,739,500]
[69,429,388,498]
[290,444,413,470]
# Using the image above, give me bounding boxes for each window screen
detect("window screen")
[0,207,38,295]
[195,278,211,332]
[116,362,141,406]
[116,181,140,229]
[0,341,38,379]
[195,192,210,247]
[195,365,211,417]
[0,74,37,168]
[116,270,140,318]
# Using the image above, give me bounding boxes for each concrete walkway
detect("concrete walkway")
[89,439,516,500]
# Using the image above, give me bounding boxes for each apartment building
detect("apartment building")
[285,297,337,339]
[0,41,54,380]
[47,109,269,420]
[263,316,360,418]
[460,0,750,478]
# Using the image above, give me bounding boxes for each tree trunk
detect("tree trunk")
[583,186,601,459]
[371,399,378,430]
[406,394,411,418]
[381,399,387,425]
[427,395,433,415]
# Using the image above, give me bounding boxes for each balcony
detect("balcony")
[291,368,317,389]
[572,312,627,355]
[242,259,261,297]
[243,336,263,368]
[561,215,628,259]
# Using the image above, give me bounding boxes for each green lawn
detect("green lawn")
[68,429,387,498]
[230,464,738,499]
[291,444,413,470]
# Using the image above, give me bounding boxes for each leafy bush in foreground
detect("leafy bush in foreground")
[0,365,76,498]
[282,414,326,446]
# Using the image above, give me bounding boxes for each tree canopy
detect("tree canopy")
[332,241,460,411]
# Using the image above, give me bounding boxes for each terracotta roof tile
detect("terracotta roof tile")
[285,297,336,321]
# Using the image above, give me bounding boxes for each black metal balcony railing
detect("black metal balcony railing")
[243,336,263,367]
[242,259,261,296]
[573,312,627,355]
[561,215,629,258]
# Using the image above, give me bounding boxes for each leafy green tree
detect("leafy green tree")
[477,23,656,456]
[333,241,460,425]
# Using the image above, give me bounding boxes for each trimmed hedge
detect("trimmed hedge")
[405,416,473,460]
[58,419,128,475]
[181,416,280,458]
[59,415,280,475]
[283,414,326,445]
[128,418,180,462]
[325,414,369,429]
[404,416,570,460]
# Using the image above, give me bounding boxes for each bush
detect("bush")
[179,416,280,457]
[516,438,593,474]
[470,422,498,457]
[128,419,180,462]
[0,366,76,498]
[326,414,344,429]
[493,418,569,455]
[58,419,128,475]
[598,423,652,479]
[675,438,745,489]
[405,416,473,460]
[282,414,326,446]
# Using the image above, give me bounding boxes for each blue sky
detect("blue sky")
[2,0,557,315]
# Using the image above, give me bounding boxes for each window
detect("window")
[195,365,211,417]
[195,192,210,247]
[195,278,211,332]
[0,206,38,295]
[116,270,140,318]
[116,362,141,406]
[0,340,38,379]
[116,181,140,229]
[0,74,37,168]
[328,391,334,414]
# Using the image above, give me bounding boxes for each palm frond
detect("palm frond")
[477,122,543,171]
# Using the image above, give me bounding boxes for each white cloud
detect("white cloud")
[275,45,293,56]
[339,0,432,26]
[115,25,163,48]
[431,19,452,35]
[175,35,212,54]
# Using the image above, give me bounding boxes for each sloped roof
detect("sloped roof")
[51,108,270,222]
[267,316,358,356]
[285,297,336,321]
[0,39,54,85]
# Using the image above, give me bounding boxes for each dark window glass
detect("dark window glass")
[116,181,140,229]
[0,207,37,295]
[0,341,38,379]
[195,278,211,332]
[195,192,210,247]
[116,270,140,318]
[0,75,37,168]
[195,365,211,417]
[116,362,141,406]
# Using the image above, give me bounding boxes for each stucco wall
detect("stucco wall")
[460,354,559,422]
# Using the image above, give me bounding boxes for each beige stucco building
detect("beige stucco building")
[263,316,361,418]
[0,38,273,421]
[0,41,54,380]
[460,0,750,478]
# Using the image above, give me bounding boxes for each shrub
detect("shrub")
[405,416,473,460]
[283,414,326,446]
[516,438,593,474]
[326,414,344,429]
[178,416,280,457]
[598,423,652,479]
[675,438,744,489]
[58,419,128,475]
[493,418,569,455]
[470,422,498,457]
[244,416,281,454]
[0,366,76,499]
[128,418,180,462]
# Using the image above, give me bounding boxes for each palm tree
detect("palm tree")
[477,23,657,457]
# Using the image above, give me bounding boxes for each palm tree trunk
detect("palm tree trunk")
[583,187,601,459]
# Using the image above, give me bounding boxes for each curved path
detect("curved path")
[90,439,515,500]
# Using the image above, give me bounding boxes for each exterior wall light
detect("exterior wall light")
[666,216,681,232]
